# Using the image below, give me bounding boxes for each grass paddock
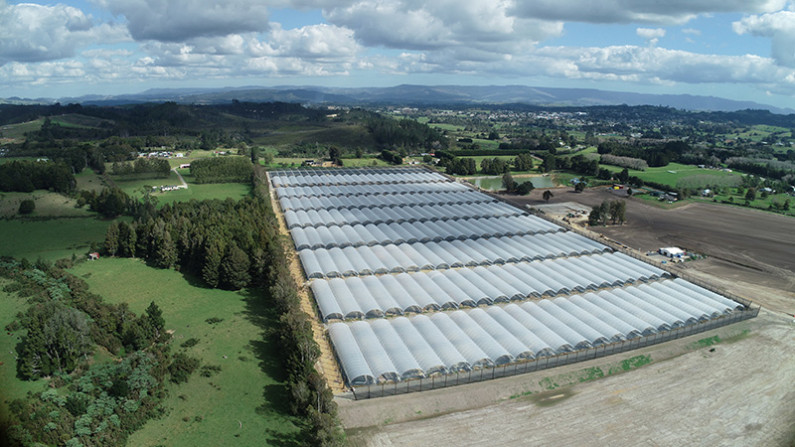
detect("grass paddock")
[70,258,300,446]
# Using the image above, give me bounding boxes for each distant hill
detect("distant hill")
[5,84,793,114]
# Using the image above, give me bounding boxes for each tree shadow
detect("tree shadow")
[264,427,305,447]
[240,288,302,445]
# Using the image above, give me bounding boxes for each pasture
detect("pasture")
[0,217,115,261]
[601,162,742,188]
[70,258,300,446]
[0,191,93,219]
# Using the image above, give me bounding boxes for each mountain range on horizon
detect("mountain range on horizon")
[2,84,792,114]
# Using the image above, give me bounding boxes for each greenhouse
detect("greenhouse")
[309,252,670,321]
[327,278,745,385]
[269,167,754,393]
[297,232,611,278]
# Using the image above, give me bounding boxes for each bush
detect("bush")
[180,338,200,348]
[169,353,200,384]
[18,199,35,215]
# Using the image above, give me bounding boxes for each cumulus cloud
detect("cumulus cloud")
[322,0,563,57]
[133,23,360,78]
[733,10,795,67]
[637,27,665,46]
[510,0,786,25]
[0,1,127,65]
[100,0,270,41]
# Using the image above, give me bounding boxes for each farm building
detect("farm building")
[269,167,756,396]
[659,247,686,258]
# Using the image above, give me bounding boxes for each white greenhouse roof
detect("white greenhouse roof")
[328,278,743,385]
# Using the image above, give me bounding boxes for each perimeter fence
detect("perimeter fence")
[350,305,759,400]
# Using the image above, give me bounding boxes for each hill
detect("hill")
[31,85,794,114]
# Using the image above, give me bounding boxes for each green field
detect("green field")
[0,281,50,431]
[74,169,107,192]
[0,120,43,140]
[0,217,116,261]
[110,171,184,196]
[428,123,463,131]
[0,191,94,219]
[156,182,252,206]
[70,258,299,446]
[601,162,742,188]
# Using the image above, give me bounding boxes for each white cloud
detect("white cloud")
[637,27,666,44]
[682,28,702,35]
[510,0,786,25]
[322,0,563,57]
[100,0,270,41]
[0,1,127,65]
[269,24,360,60]
[733,10,795,67]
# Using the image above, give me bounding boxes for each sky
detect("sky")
[1,0,795,108]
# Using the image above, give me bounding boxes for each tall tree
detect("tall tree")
[118,221,137,257]
[104,222,120,256]
[220,244,251,290]
[502,172,516,193]
[153,231,177,269]
[543,190,554,202]
[202,241,223,288]
[145,301,165,342]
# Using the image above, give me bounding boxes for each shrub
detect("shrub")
[168,353,200,384]
[180,338,199,348]
[18,199,35,215]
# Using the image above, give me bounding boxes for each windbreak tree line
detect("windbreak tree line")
[189,157,254,183]
[0,160,75,193]
[110,158,171,177]
[105,195,276,290]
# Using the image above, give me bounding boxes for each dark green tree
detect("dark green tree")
[515,181,535,195]
[117,221,137,257]
[588,206,602,226]
[145,301,165,342]
[540,154,556,172]
[18,199,35,215]
[514,153,534,171]
[220,244,251,290]
[745,187,757,202]
[104,222,120,256]
[502,172,516,193]
[18,302,93,379]
[202,241,223,288]
[153,231,177,269]
[543,190,553,202]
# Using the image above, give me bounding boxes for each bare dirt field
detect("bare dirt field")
[341,186,795,447]
[504,187,795,314]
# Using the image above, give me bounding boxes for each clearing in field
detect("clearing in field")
[69,258,300,446]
